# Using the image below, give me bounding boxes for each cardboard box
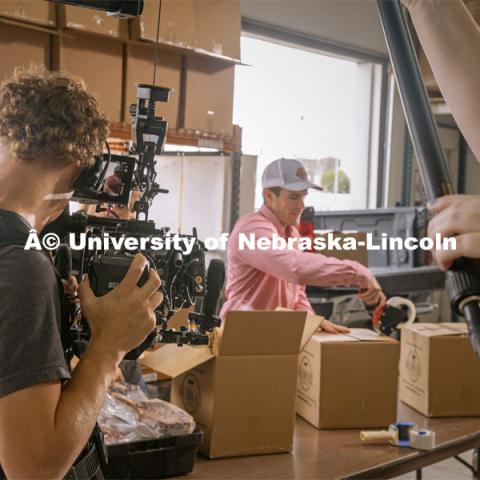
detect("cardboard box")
[125,44,181,128]
[183,56,234,135]
[167,306,194,330]
[140,310,322,458]
[0,0,55,27]
[297,329,399,429]
[399,323,480,417]
[57,5,128,39]
[0,24,50,81]
[192,0,240,59]
[130,0,194,46]
[130,0,240,60]
[314,231,368,267]
[53,35,123,122]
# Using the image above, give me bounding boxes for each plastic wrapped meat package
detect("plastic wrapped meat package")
[99,383,196,445]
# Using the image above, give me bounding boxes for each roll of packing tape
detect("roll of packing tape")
[386,296,416,329]
[360,430,396,444]
[409,429,436,450]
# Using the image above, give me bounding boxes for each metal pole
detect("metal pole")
[377,0,454,201]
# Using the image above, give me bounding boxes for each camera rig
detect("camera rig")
[50,83,223,359]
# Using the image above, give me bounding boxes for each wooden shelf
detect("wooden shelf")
[0,15,241,67]
[126,37,242,66]
[59,27,242,66]
[109,123,242,153]
[0,16,59,35]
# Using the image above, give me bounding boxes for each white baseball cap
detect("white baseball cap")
[261,158,323,191]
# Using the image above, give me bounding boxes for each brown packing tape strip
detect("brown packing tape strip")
[276,307,325,330]
[209,325,224,356]
[360,430,397,444]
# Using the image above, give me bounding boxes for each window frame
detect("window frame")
[240,18,390,208]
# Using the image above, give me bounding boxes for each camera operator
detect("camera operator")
[0,66,163,478]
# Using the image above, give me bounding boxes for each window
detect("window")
[234,34,385,211]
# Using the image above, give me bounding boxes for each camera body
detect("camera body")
[72,213,207,321]
[62,209,209,356]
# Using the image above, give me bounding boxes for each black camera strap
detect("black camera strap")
[0,231,105,480]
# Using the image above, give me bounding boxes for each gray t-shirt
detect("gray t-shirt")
[0,211,71,397]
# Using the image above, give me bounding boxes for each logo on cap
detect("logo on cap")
[296,167,307,180]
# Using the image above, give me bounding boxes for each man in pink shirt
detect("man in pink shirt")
[220,158,385,332]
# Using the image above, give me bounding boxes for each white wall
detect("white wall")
[149,154,228,240]
[241,0,388,55]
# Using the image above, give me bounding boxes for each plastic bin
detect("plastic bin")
[103,430,203,479]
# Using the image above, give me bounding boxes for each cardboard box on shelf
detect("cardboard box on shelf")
[52,34,123,122]
[130,0,194,46]
[399,322,480,417]
[57,4,128,39]
[192,0,240,60]
[183,56,235,136]
[0,23,50,81]
[0,0,55,27]
[139,310,322,458]
[314,231,368,267]
[130,0,240,61]
[297,329,399,429]
[125,44,181,127]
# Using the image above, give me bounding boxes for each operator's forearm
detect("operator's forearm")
[48,342,120,477]
[406,0,480,159]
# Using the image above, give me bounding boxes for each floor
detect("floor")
[394,450,475,479]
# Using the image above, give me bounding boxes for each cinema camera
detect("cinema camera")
[51,83,223,360]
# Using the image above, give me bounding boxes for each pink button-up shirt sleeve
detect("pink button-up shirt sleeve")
[293,285,315,313]
[220,206,374,320]
[237,221,373,289]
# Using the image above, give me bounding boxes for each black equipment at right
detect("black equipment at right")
[377,0,480,354]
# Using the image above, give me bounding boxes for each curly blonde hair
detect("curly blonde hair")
[0,65,109,167]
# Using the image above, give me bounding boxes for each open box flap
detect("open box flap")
[408,322,468,337]
[139,344,215,378]
[218,310,308,356]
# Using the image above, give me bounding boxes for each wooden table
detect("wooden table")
[189,403,480,479]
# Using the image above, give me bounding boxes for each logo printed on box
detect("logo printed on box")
[181,372,201,413]
[298,355,313,392]
[407,347,421,383]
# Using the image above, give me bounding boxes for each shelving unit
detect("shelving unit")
[109,123,242,154]
[0,1,242,152]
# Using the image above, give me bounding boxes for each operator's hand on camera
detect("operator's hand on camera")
[77,253,163,361]
[61,276,79,303]
[428,194,480,271]
[358,277,386,308]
